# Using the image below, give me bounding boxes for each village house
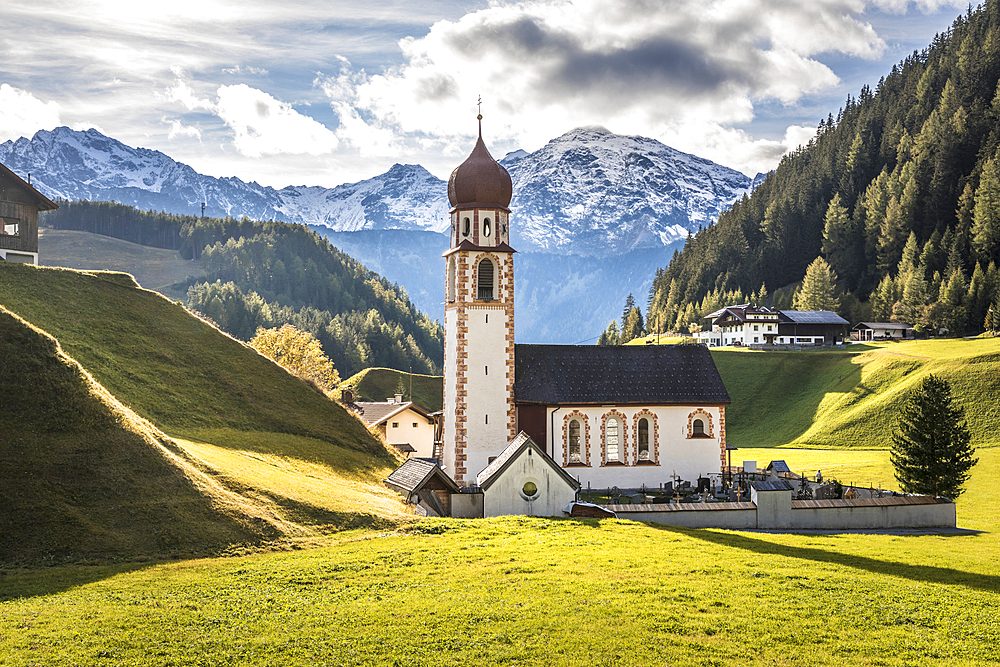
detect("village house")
[852,322,915,341]
[695,304,849,347]
[353,394,437,459]
[0,162,58,264]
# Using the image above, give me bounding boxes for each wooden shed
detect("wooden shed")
[385,458,461,517]
[0,162,58,265]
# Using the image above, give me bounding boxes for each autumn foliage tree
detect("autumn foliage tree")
[250,325,340,393]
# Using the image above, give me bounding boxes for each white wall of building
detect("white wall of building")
[383,408,436,459]
[544,404,725,490]
[483,448,578,517]
[464,299,513,480]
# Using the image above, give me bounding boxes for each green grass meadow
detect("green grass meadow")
[340,366,445,412]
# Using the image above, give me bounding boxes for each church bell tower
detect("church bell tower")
[442,113,516,485]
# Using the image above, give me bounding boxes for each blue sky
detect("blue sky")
[0,1,973,188]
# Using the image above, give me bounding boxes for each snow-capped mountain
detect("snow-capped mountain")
[502,126,751,254]
[1,126,750,257]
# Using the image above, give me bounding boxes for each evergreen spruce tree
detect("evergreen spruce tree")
[891,374,977,499]
[794,256,841,311]
[972,155,1000,263]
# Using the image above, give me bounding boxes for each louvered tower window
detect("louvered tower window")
[477,259,494,301]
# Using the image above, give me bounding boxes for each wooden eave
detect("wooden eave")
[0,163,58,211]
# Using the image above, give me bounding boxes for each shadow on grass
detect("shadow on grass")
[654,524,999,593]
[0,561,154,602]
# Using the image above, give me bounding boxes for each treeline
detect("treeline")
[649,0,1000,336]
[41,200,443,377]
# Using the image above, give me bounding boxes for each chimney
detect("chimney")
[395,393,403,404]
[341,387,354,404]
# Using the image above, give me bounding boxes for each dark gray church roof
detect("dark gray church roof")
[514,344,731,406]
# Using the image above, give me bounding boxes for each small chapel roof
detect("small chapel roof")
[513,344,731,406]
[447,117,512,211]
[476,431,581,491]
[386,458,460,495]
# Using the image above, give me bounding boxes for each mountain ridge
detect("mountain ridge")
[2,125,751,257]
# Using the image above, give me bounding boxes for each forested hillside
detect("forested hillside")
[42,201,443,377]
[649,0,1000,336]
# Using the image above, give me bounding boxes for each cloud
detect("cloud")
[222,65,269,76]
[164,117,202,140]
[319,0,890,173]
[871,0,967,13]
[0,84,61,142]
[214,84,339,157]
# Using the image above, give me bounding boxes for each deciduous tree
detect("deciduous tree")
[250,324,340,392]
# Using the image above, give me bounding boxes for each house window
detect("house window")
[483,217,491,237]
[2,218,19,236]
[766,325,772,331]
[568,419,581,462]
[521,481,538,499]
[692,419,705,437]
[637,418,649,461]
[754,325,759,331]
[412,423,418,428]
[754,336,759,343]
[477,258,494,300]
[463,217,471,236]
[392,422,399,428]
[606,417,621,463]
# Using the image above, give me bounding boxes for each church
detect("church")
[431,112,731,500]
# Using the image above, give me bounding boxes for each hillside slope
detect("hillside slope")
[340,367,445,413]
[0,307,290,564]
[717,338,1000,449]
[39,228,205,300]
[0,263,383,459]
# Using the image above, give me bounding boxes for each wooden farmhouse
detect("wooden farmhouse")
[0,162,58,264]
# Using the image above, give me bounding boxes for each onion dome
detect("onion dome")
[448,117,513,210]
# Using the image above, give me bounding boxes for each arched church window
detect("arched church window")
[447,256,456,303]
[606,417,621,463]
[483,217,491,237]
[477,258,494,301]
[463,217,471,237]
[638,418,649,461]
[568,420,581,463]
[692,419,706,437]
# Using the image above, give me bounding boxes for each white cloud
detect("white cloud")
[214,84,339,157]
[164,117,202,141]
[870,0,967,13]
[0,84,61,142]
[320,0,890,172]
[222,65,269,76]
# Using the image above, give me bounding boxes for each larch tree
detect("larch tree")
[890,374,977,499]
[794,256,840,312]
[250,324,340,393]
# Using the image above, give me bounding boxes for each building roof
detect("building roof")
[385,458,460,495]
[513,343,731,406]
[0,162,59,211]
[447,123,512,211]
[353,401,434,427]
[476,431,581,491]
[442,240,517,257]
[778,310,849,325]
[853,322,914,330]
[752,480,794,492]
[766,460,791,473]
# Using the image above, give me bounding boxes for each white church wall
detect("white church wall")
[546,405,725,490]
[483,448,578,517]
[464,299,512,479]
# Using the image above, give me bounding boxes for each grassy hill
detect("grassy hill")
[340,367,444,412]
[716,338,1000,449]
[0,263,410,563]
[0,306,290,564]
[38,228,204,300]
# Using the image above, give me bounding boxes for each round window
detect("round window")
[522,481,538,498]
